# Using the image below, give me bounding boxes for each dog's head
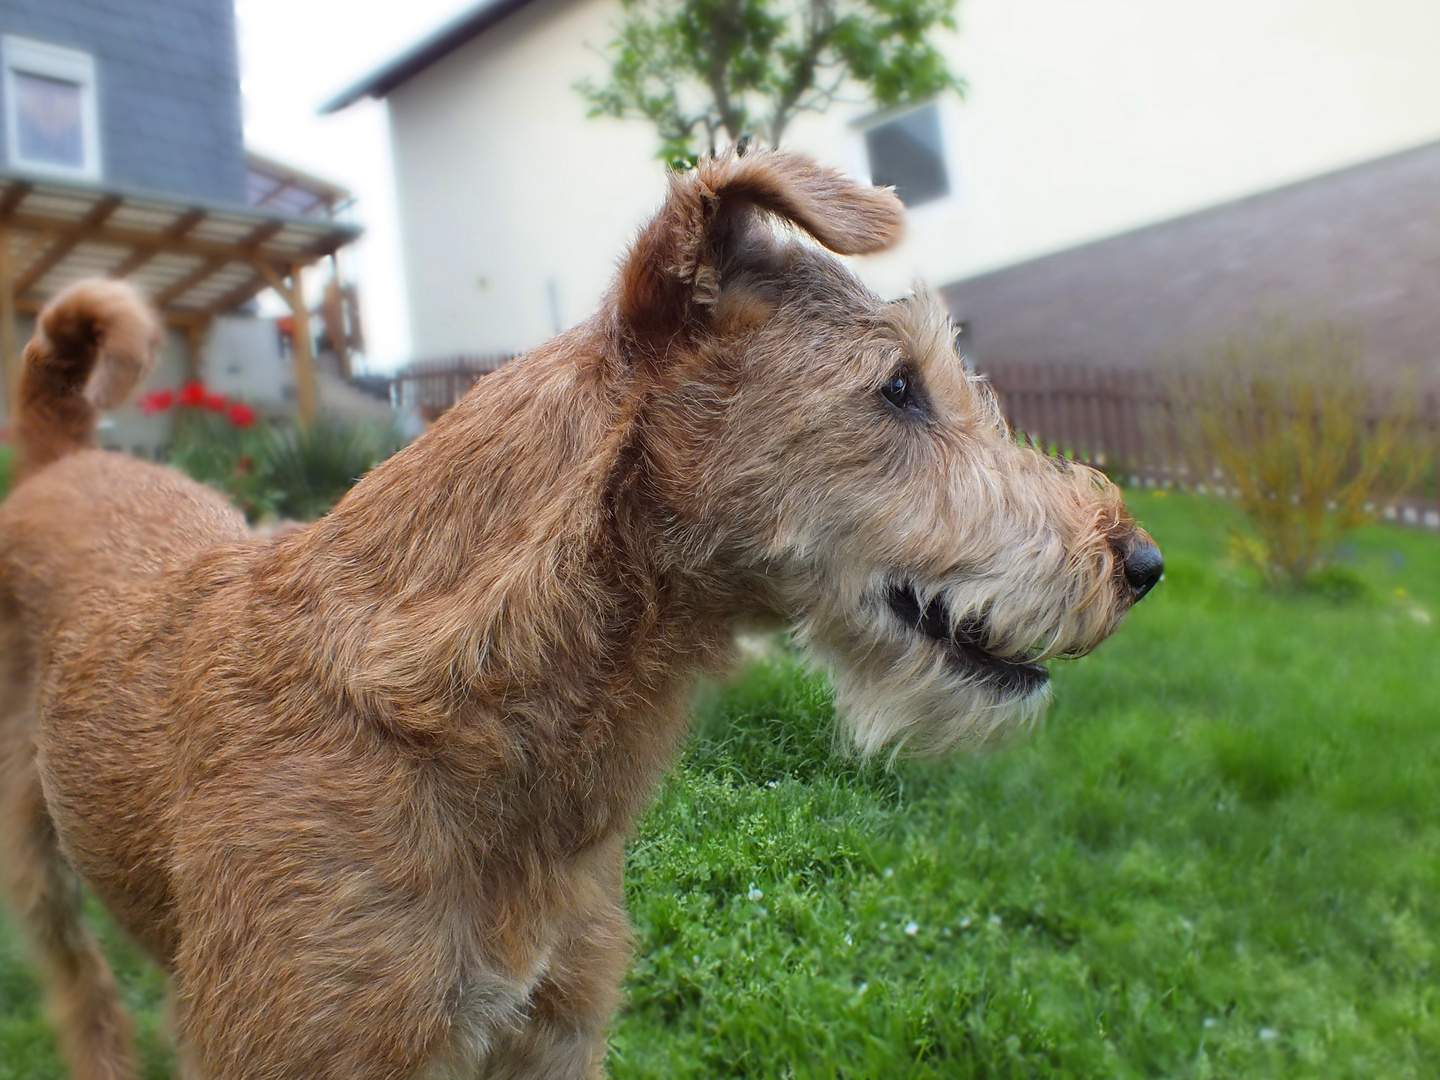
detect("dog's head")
[611,146,1160,755]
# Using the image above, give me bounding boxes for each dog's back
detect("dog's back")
[0,282,247,1078]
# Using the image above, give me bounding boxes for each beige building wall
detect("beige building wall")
[388,0,666,357]
[388,0,1440,357]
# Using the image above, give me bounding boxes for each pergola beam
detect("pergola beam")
[5,210,346,265]
[153,255,229,307]
[248,257,290,298]
[200,273,266,318]
[108,207,207,279]
[0,182,32,220]
[254,178,298,208]
[15,196,122,294]
[151,220,287,310]
[195,223,307,318]
[16,231,55,273]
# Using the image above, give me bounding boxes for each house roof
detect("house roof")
[246,153,354,219]
[940,137,1440,389]
[320,0,543,113]
[0,168,361,325]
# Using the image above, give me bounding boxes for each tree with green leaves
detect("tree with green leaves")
[578,0,964,162]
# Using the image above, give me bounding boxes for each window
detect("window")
[3,36,100,180]
[863,102,948,207]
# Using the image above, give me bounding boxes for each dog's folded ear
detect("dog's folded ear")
[616,146,904,344]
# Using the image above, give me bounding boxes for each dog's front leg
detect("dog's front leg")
[480,893,632,1080]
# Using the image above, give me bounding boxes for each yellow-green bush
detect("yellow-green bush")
[1180,319,1423,587]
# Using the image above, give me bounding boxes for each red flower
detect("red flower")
[226,401,257,427]
[139,388,175,414]
[177,380,207,408]
[204,391,228,412]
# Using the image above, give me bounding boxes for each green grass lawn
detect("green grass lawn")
[3,490,1437,1078]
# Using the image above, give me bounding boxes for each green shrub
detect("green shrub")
[169,413,403,522]
[1179,318,1423,588]
[167,411,283,521]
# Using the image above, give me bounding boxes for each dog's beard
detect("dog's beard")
[795,590,1054,758]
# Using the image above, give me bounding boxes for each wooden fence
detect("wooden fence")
[983,364,1176,477]
[982,362,1440,527]
[394,355,514,418]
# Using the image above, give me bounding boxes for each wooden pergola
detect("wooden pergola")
[0,169,361,424]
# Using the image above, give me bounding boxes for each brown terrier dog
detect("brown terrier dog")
[0,149,1160,1079]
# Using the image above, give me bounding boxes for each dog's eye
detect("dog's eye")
[880,370,916,411]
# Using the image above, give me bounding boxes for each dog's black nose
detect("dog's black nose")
[1123,540,1164,602]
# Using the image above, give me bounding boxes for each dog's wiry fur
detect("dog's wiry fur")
[0,149,1154,1078]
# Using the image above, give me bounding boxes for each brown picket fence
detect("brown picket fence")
[981,362,1440,527]
[394,354,515,418]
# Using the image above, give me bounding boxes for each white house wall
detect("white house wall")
[388,0,1440,357]
[388,0,666,357]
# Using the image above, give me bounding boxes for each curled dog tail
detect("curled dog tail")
[12,279,161,480]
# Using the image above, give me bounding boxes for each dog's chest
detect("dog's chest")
[422,946,554,1078]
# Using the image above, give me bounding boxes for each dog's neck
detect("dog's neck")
[256,330,745,857]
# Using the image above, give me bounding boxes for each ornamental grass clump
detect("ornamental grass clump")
[260,418,406,522]
[1180,319,1422,589]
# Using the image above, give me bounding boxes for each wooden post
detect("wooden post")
[251,259,318,424]
[184,318,211,382]
[0,223,18,425]
[288,264,318,424]
[324,254,352,381]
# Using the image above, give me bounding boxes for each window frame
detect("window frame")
[3,35,101,181]
[855,99,954,211]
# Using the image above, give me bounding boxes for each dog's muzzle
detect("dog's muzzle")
[885,584,1049,697]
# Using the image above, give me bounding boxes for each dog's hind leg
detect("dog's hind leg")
[0,686,138,1080]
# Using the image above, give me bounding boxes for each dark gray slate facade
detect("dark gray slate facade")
[943,140,1440,389]
[0,0,246,202]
